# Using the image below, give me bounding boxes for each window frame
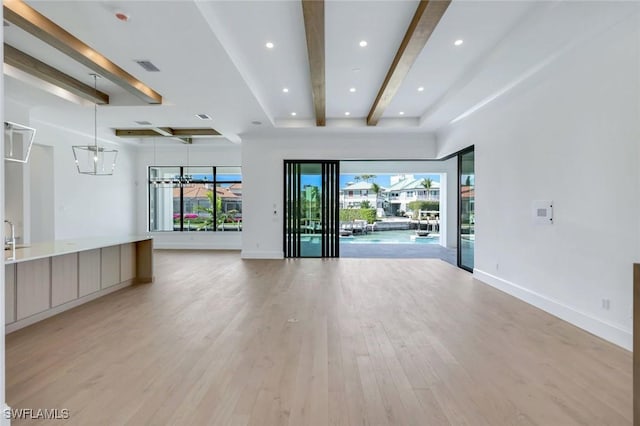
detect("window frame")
[148,166,242,232]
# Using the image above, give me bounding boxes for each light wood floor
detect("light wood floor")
[6,251,632,425]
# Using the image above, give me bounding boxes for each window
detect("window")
[148,166,242,232]
[407,191,414,197]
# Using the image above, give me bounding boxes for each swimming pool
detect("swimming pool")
[339,230,439,244]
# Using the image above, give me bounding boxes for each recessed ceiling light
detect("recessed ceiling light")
[417,86,425,92]
[399,111,405,116]
[359,40,368,47]
[251,121,262,125]
[345,112,351,116]
[266,42,274,49]
[282,88,289,93]
[349,88,356,93]
[291,112,297,116]
[454,39,464,46]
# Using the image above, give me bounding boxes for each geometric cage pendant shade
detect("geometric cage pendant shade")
[4,121,36,163]
[72,73,118,176]
[72,145,118,175]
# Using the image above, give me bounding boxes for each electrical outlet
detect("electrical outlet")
[496,263,499,271]
[601,299,610,310]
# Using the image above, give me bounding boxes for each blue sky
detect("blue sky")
[299,173,441,188]
[339,173,440,188]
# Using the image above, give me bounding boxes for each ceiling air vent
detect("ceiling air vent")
[134,120,152,125]
[196,114,212,120]
[135,60,160,72]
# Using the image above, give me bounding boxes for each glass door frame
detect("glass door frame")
[283,160,340,258]
[457,145,475,272]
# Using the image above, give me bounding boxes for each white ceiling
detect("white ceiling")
[3,0,639,144]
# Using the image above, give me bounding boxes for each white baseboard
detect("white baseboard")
[241,250,284,259]
[154,243,241,250]
[473,269,632,351]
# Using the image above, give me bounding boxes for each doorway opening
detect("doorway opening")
[338,160,456,264]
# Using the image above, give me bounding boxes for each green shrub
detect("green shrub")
[407,200,439,213]
[340,208,376,224]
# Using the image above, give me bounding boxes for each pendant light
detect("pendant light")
[72,74,118,175]
[4,121,36,163]
[149,138,172,187]
[176,142,194,188]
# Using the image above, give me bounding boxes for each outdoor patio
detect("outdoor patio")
[339,241,456,265]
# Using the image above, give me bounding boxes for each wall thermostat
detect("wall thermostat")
[532,200,553,225]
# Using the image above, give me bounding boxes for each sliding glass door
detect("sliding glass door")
[284,160,339,258]
[458,147,475,271]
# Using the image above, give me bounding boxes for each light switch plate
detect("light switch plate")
[533,200,553,225]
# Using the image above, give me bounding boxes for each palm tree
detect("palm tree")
[195,190,232,231]
[421,178,433,201]
[360,174,376,182]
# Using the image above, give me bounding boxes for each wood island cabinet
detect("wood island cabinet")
[16,258,51,320]
[4,236,153,333]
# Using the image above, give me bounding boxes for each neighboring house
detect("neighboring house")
[387,175,440,215]
[173,184,242,215]
[339,181,386,210]
[228,183,242,197]
[220,183,243,213]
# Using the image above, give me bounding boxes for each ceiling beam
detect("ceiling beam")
[115,128,220,138]
[301,0,325,126]
[4,44,109,105]
[3,0,162,104]
[150,127,189,144]
[165,128,221,136]
[367,0,451,126]
[115,129,162,137]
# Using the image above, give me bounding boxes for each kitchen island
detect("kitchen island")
[4,235,153,333]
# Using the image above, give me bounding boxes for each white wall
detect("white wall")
[241,133,438,258]
[4,99,31,245]
[437,12,640,349]
[135,141,242,249]
[1,13,8,420]
[4,162,28,244]
[29,144,54,243]
[30,118,138,240]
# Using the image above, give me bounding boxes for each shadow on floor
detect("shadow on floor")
[339,242,457,266]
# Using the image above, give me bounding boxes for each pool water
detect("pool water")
[340,230,438,244]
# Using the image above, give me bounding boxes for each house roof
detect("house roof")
[461,186,475,199]
[173,185,240,199]
[387,179,440,191]
[342,182,379,190]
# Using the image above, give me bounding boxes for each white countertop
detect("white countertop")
[5,235,153,264]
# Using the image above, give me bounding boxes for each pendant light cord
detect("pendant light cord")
[93,74,98,152]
